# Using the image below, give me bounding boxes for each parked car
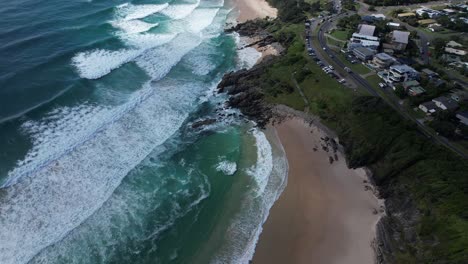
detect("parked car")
[344,67,352,73]
[378,83,387,88]
[339,79,346,83]
[328,65,334,70]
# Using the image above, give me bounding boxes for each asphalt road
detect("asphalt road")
[308,14,468,159]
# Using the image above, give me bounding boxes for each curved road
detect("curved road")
[309,15,468,159]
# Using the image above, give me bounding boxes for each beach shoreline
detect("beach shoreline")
[252,115,384,264]
[232,0,277,23]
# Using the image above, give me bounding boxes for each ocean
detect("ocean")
[0,0,288,263]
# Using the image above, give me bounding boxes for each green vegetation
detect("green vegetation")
[247,3,468,261]
[364,0,431,6]
[336,54,371,75]
[330,29,350,41]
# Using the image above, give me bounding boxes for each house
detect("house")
[450,90,468,102]
[402,80,425,96]
[386,22,401,29]
[389,30,410,51]
[456,111,468,126]
[371,14,386,20]
[408,86,426,96]
[353,47,375,61]
[415,8,442,18]
[419,101,438,115]
[432,96,459,111]
[421,68,439,79]
[348,33,380,50]
[428,23,443,32]
[447,41,463,48]
[397,12,416,18]
[358,24,376,36]
[418,19,437,26]
[372,53,398,69]
[402,80,420,90]
[387,64,420,83]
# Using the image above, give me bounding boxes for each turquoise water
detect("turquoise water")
[0,0,287,263]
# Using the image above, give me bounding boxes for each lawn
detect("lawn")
[326,36,345,49]
[337,54,371,75]
[365,74,382,89]
[330,30,350,41]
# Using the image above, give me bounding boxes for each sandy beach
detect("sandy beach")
[233,0,277,23]
[252,118,383,264]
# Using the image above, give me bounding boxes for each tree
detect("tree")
[421,12,430,19]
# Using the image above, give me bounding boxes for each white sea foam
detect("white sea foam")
[0,80,206,264]
[120,33,176,49]
[160,0,201,20]
[233,33,261,70]
[185,8,220,33]
[248,130,273,195]
[72,49,140,79]
[116,3,169,21]
[135,34,202,80]
[111,20,159,34]
[211,129,288,264]
[216,160,237,175]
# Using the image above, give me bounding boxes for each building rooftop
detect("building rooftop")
[447,40,463,48]
[391,30,410,44]
[420,101,437,110]
[418,19,437,25]
[433,96,459,109]
[397,12,416,17]
[387,22,400,27]
[409,86,426,95]
[358,24,376,36]
[421,68,438,76]
[403,80,420,88]
[390,64,417,73]
[375,53,395,61]
[354,46,375,56]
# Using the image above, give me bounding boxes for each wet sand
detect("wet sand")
[252,118,382,264]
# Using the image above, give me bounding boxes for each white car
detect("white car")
[378,82,387,88]
[328,65,334,70]
[339,79,346,83]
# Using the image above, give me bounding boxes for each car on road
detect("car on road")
[339,79,346,84]
[329,54,334,58]
[344,67,352,73]
[323,47,327,51]
[328,65,334,70]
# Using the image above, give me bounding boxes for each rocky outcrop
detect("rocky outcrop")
[217,57,277,128]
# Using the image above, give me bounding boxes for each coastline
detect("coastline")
[232,0,277,23]
[254,115,384,264]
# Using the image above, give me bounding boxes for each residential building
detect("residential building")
[389,30,410,51]
[432,96,459,111]
[428,23,443,32]
[397,12,416,18]
[402,80,425,96]
[447,41,463,48]
[456,111,468,126]
[353,47,375,61]
[348,33,380,50]
[372,53,398,69]
[419,101,438,115]
[408,86,426,96]
[450,91,468,102]
[415,8,442,18]
[418,19,437,26]
[421,68,439,79]
[388,64,420,83]
[402,80,420,90]
[386,22,401,28]
[358,24,376,36]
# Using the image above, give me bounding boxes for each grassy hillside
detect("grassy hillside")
[249,5,468,261]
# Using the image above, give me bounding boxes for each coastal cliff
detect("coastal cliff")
[221,14,468,263]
